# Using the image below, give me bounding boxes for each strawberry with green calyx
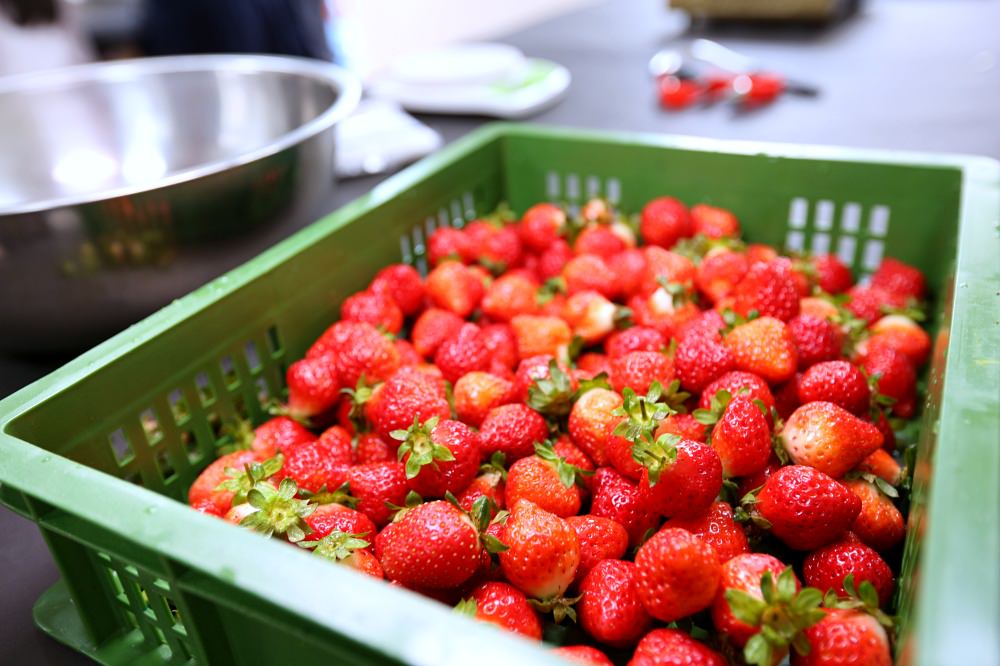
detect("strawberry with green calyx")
[697,392,772,478]
[655,412,709,443]
[391,416,479,498]
[526,358,577,417]
[284,355,342,422]
[637,436,723,519]
[840,479,905,552]
[822,574,896,631]
[505,442,591,518]
[536,276,568,306]
[456,581,543,639]
[607,382,686,480]
[377,499,486,590]
[499,499,580,602]
[214,453,283,509]
[568,387,622,467]
[456,452,507,516]
[298,528,372,566]
[302,500,373,542]
[221,415,316,459]
[805,541,895,608]
[781,401,883,479]
[237,477,315,542]
[721,565,826,666]
[189,449,264,516]
[339,375,376,433]
[271,429,352,495]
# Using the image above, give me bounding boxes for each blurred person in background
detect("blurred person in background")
[0,0,92,75]
[141,0,332,61]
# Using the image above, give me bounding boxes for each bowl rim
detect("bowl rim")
[0,54,362,216]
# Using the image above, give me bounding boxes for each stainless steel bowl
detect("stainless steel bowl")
[0,55,360,352]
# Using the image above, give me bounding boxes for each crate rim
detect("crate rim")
[1,123,998,666]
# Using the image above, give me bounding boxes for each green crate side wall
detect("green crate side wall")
[1,130,968,664]
[0,136,505,662]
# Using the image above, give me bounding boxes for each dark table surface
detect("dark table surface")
[2,0,999,662]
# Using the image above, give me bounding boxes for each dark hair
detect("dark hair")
[1,0,60,25]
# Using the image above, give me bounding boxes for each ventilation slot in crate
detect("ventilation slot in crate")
[400,191,479,274]
[785,197,890,278]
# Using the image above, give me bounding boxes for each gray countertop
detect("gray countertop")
[2,0,999,662]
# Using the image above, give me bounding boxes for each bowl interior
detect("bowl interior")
[0,60,341,211]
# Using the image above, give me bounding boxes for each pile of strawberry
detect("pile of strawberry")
[188,196,930,666]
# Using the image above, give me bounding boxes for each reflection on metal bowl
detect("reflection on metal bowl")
[0,54,361,352]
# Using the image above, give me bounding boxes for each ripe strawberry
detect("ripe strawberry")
[520,203,567,252]
[303,502,377,542]
[479,323,519,371]
[870,257,925,300]
[394,339,422,367]
[188,449,262,516]
[453,371,516,427]
[563,254,619,298]
[481,273,540,322]
[811,254,853,294]
[510,314,572,361]
[354,433,393,464]
[637,438,723,519]
[506,443,586,518]
[499,499,580,599]
[574,224,627,258]
[285,355,341,420]
[577,352,611,377]
[699,371,776,415]
[691,203,740,239]
[638,247,697,296]
[775,256,814,298]
[724,316,798,384]
[756,465,862,550]
[378,500,482,589]
[562,291,619,344]
[590,467,659,548]
[871,411,897,453]
[773,373,802,421]
[568,388,622,467]
[788,314,843,370]
[428,227,472,265]
[731,261,801,322]
[567,515,629,582]
[247,416,317,458]
[461,581,542,639]
[479,403,549,462]
[346,462,409,527]
[479,224,524,271]
[673,332,735,394]
[552,646,615,666]
[578,559,652,647]
[553,437,596,491]
[372,367,451,443]
[370,263,425,316]
[341,290,403,334]
[515,354,576,404]
[712,553,800,648]
[330,321,400,388]
[709,395,772,478]
[605,326,664,359]
[457,467,506,516]
[791,609,892,666]
[853,449,901,486]
[866,314,931,367]
[842,479,905,552]
[845,285,906,325]
[426,261,484,318]
[640,197,693,249]
[797,361,870,416]
[629,628,726,666]
[630,291,700,341]
[781,401,883,479]
[537,238,574,280]
[655,413,708,443]
[411,308,465,359]
[608,248,648,298]
[610,351,674,395]
[803,539,894,607]
[392,417,479,498]
[634,527,721,622]
[434,323,489,383]
[860,346,917,418]
[696,250,748,304]
[666,501,749,564]
[273,427,352,494]
[799,296,840,322]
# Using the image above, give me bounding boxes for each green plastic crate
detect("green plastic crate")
[1,124,997,666]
